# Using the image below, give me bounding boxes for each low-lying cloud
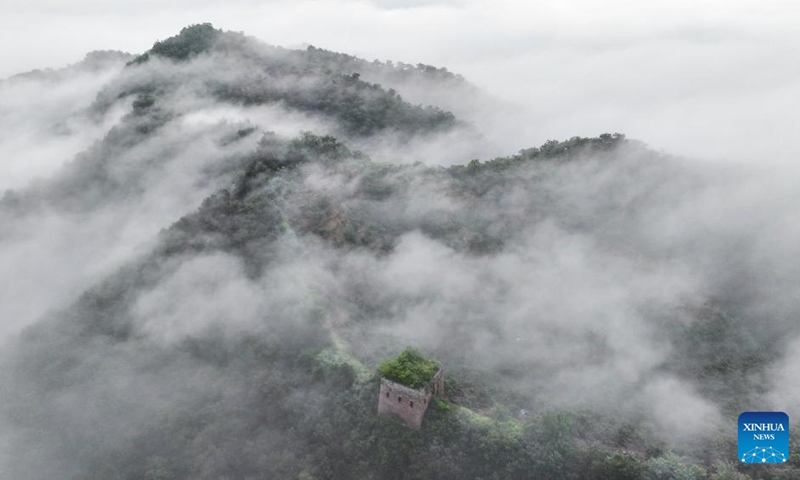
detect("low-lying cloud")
[3,0,800,163]
[1,17,799,478]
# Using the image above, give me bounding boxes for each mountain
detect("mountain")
[0,24,795,480]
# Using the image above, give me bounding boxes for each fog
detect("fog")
[4,0,800,163]
[0,12,798,480]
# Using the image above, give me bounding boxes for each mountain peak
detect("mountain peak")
[130,23,223,65]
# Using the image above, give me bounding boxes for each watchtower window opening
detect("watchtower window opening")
[410,401,414,408]
[386,392,389,398]
[398,396,402,403]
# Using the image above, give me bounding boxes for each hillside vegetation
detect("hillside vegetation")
[378,347,441,389]
[0,24,796,480]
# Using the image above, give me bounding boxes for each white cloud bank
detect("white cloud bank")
[2,0,799,163]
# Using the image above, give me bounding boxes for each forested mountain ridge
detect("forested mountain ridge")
[94,24,459,137]
[0,24,796,480]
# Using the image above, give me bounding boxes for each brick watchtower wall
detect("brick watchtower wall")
[377,368,444,430]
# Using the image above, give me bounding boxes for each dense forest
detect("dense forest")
[0,24,798,480]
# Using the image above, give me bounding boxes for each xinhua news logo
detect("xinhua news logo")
[738,412,789,464]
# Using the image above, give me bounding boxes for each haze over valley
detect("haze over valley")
[1,15,799,480]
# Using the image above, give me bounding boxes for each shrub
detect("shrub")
[377,347,440,389]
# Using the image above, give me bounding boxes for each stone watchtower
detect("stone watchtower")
[376,348,444,430]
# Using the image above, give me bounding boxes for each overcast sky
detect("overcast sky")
[2,0,799,162]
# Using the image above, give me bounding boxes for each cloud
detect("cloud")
[0,63,126,192]
[0,55,349,340]
[0,11,799,476]
[2,0,799,162]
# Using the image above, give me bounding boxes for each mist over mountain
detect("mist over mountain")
[1,24,799,480]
